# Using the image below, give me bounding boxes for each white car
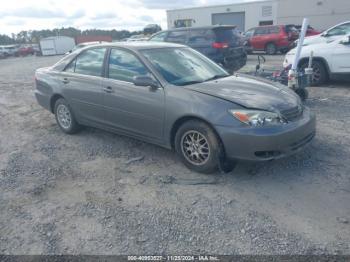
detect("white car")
[299,21,350,46]
[284,34,350,85]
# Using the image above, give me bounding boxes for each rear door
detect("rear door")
[268,26,281,43]
[251,27,268,50]
[60,47,107,124]
[101,48,165,140]
[331,39,350,73]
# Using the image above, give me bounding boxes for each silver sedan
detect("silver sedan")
[35,42,316,173]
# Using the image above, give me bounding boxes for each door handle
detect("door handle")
[103,86,114,93]
[62,78,70,84]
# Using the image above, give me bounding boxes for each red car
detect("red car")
[244,25,299,55]
[16,46,35,56]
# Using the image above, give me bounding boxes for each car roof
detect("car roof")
[162,25,237,32]
[79,41,186,51]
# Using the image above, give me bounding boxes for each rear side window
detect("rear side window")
[166,31,189,43]
[149,31,167,42]
[214,28,241,42]
[188,29,215,44]
[254,27,268,35]
[268,26,280,34]
[70,48,106,77]
[108,49,149,83]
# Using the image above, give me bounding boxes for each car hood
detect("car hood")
[185,74,300,112]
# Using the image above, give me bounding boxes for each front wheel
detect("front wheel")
[54,98,81,134]
[175,120,222,174]
[300,60,327,86]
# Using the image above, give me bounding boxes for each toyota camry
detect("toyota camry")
[35,42,316,173]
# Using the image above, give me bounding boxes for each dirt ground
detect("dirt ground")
[0,55,349,255]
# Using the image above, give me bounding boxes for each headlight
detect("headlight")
[229,110,287,127]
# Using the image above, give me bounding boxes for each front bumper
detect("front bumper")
[215,107,316,161]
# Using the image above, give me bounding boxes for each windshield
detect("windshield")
[141,48,229,86]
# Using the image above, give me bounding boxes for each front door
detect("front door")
[101,48,165,141]
[331,39,350,73]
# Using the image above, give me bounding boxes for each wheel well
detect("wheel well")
[50,94,64,113]
[170,116,224,152]
[298,57,330,77]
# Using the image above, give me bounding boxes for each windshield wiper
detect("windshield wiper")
[177,74,229,86]
[177,80,204,86]
[204,74,229,82]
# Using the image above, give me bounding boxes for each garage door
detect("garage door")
[212,12,245,32]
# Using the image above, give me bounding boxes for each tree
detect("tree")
[0,34,16,45]
[1,26,148,45]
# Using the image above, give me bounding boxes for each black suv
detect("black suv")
[149,26,247,72]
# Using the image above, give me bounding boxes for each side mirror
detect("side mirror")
[340,36,350,45]
[321,32,328,37]
[133,75,160,89]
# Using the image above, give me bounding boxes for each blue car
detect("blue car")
[149,25,247,73]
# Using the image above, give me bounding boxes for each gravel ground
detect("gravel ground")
[0,55,349,255]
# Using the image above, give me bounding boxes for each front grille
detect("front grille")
[281,105,303,121]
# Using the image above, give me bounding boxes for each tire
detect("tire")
[300,60,327,86]
[54,98,81,134]
[175,120,222,174]
[265,43,277,55]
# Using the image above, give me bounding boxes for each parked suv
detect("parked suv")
[244,25,299,55]
[284,34,350,86]
[149,26,247,72]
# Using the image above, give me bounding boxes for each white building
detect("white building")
[167,0,350,32]
[39,36,75,56]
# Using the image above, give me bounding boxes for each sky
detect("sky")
[0,0,262,35]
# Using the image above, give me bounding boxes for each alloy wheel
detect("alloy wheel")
[56,104,72,129]
[181,130,210,166]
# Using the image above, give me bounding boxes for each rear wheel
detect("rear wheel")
[300,60,327,86]
[265,43,277,55]
[54,98,81,134]
[175,120,222,174]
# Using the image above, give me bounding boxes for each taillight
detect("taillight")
[212,42,229,49]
